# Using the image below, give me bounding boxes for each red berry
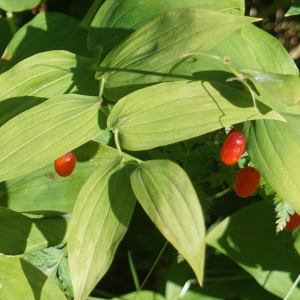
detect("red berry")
[225,128,239,140]
[54,152,76,177]
[220,131,246,165]
[234,167,260,198]
[284,213,300,231]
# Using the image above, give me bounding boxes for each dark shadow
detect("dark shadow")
[20,258,48,300]
[107,163,137,227]
[0,181,8,208]
[0,96,47,127]
[73,140,100,162]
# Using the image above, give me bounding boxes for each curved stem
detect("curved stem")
[284,274,300,300]
[99,76,105,99]
[81,0,104,28]
[113,128,123,157]
[6,12,18,36]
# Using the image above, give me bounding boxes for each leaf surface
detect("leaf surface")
[206,201,300,299]
[1,12,93,72]
[98,8,258,100]
[0,207,69,255]
[0,255,66,299]
[130,160,206,285]
[245,115,300,215]
[88,0,245,54]
[0,0,41,11]
[107,81,284,151]
[69,157,137,300]
[0,94,104,182]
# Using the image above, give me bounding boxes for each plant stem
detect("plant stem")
[284,274,300,300]
[114,128,123,157]
[132,241,169,300]
[6,12,18,36]
[99,76,105,99]
[81,0,104,28]
[128,251,140,290]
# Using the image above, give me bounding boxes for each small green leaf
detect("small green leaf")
[0,0,41,11]
[88,0,245,55]
[0,94,104,182]
[0,207,69,255]
[130,160,206,285]
[0,254,66,299]
[245,116,300,215]
[206,201,300,299]
[24,244,73,297]
[69,157,137,300]
[239,68,300,107]
[107,81,284,151]
[1,12,93,71]
[98,8,259,100]
[285,0,300,16]
[112,290,165,300]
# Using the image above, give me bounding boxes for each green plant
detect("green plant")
[0,0,300,299]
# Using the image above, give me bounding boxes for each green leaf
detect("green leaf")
[0,16,12,57]
[88,0,245,55]
[98,8,259,100]
[0,94,104,182]
[0,254,66,299]
[206,201,300,299]
[0,0,41,11]
[274,196,294,233]
[0,207,69,255]
[0,143,122,214]
[285,0,300,16]
[0,50,97,102]
[1,12,93,72]
[69,157,137,300]
[112,290,165,300]
[107,80,284,151]
[130,160,206,285]
[239,68,300,107]
[245,116,300,215]
[24,244,73,297]
[172,23,298,85]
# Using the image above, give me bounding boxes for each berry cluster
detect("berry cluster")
[220,128,260,198]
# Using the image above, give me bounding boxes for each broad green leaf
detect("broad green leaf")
[245,115,300,215]
[88,0,245,55]
[285,0,300,16]
[206,201,300,299]
[112,290,165,300]
[171,23,298,85]
[98,8,259,100]
[0,143,121,214]
[0,94,104,182]
[107,81,284,151]
[0,50,97,102]
[239,68,300,107]
[24,244,73,297]
[0,207,69,255]
[0,254,66,299]
[130,160,206,285]
[69,157,137,300]
[0,0,41,11]
[1,12,93,72]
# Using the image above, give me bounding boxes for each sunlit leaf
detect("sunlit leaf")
[0,0,41,11]
[245,115,300,215]
[1,12,93,72]
[88,0,245,55]
[285,0,300,16]
[130,160,206,285]
[107,81,284,151]
[98,8,258,100]
[69,157,137,300]
[0,207,69,255]
[0,255,66,299]
[0,94,104,182]
[206,201,300,299]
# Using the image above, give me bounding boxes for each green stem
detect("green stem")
[81,0,104,28]
[128,251,140,290]
[99,76,105,99]
[284,274,300,300]
[132,241,169,300]
[114,128,123,157]
[6,12,18,36]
